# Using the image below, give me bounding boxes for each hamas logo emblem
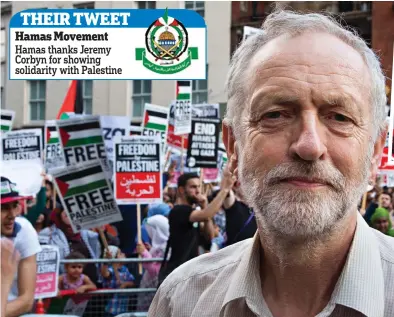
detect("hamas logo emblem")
[136,9,199,74]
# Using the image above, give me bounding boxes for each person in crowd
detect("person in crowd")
[58,252,97,294]
[19,172,48,226]
[209,171,258,246]
[364,191,392,225]
[223,180,257,246]
[160,170,236,281]
[101,246,136,317]
[149,9,394,317]
[370,207,394,237]
[147,203,171,218]
[136,214,170,311]
[1,177,41,317]
[209,220,225,252]
[45,180,54,209]
[1,239,20,317]
[208,184,227,242]
[34,212,49,234]
[165,184,177,205]
[137,203,171,248]
[93,224,120,257]
[38,206,101,286]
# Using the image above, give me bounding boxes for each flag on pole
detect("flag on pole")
[56,80,84,120]
[176,81,192,100]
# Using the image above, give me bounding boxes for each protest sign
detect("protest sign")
[379,118,394,173]
[100,115,130,171]
[192,103,220,119]
[203,168,220,183]
[142,103,169,145]
[9,9,206,80]
[35,245,60,299]
[174,100,192,135]
[2,128,42,161]
[45,120,66,173]
[53,161,122,232]
[56,115,111,178]
[167,102,189,152]
[187,118,220,168]
[114,136,162,204]
[174,81,192,135]
[1,109,15,132]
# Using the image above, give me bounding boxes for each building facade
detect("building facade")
[230,1,393,103]
[1,1,231,128]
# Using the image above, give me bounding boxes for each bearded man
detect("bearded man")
[149,9,394,317]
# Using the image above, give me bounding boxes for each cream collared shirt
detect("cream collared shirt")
[149,214,394,317]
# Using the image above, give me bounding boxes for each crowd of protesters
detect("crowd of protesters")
[2,158,394,316]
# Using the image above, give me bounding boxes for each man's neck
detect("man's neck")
[259,212,357,317]
[175,196,192,207]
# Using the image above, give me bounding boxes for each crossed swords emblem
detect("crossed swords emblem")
[152,37,181,61]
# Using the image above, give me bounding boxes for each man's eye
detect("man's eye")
[263,111,282,119]
[331,113,350,122]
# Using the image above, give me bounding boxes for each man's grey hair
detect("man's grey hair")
[224,10,387,142]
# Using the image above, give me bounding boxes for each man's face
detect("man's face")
[380,194,391,209]
[1,201,21,236]
[183,178,201,205]
[224,33,385,239]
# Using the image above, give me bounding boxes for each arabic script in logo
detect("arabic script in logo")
[136,8,199,75]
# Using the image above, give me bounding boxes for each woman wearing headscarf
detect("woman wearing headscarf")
[137,203,171,247]
[370,207,394,237]
[38,206,101,284]
[135,214,170,311]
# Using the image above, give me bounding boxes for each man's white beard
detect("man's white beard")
[239,150,371,240]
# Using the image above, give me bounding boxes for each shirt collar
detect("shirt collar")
[330,213,385,317]
[220,232,266,315]
[220,213,385,317]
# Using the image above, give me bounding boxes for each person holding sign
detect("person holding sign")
[1,177,41,317]
[159,170,236,282]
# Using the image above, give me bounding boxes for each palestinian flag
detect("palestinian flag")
[130,121,142,136]
[1,110,14,132]
[176,81,192,101]
[55,164,108,198]
[46,125,59,144]
[56,80,83,120]
[58,120,103,148]
[143,105,168,132]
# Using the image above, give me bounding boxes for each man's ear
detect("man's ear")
[222,123,239,177]
[369,126,388,183]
